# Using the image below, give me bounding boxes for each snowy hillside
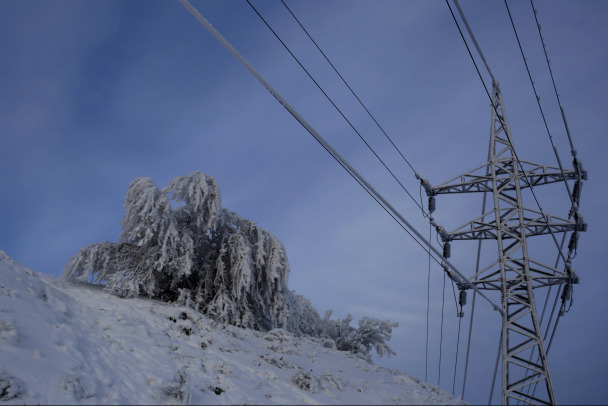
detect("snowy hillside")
[0,251,462,405]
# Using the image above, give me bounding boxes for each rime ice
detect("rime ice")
[61,172,397,359]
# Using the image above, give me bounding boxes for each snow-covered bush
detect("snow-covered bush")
[0,371,24,401]
[62,172,397,357]
[320,311,398,359]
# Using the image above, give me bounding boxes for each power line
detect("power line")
[437,270,447,387]
[503,0,574,205]
[446,0,492,101]
[283,4,492,384]
[489,330,503,405]
[453,315,462,395]
[177,0,503,314]
[461,143,491,399]
[425,222,432,382]
[449,275,462,396]
[245,11,477,385]
[245,0,427,215]
[529,0,578,157]
[253,0,508,344]
[453,0,495,83]
[280,0,420,177]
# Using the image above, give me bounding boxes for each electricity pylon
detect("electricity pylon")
[425,80,586,405]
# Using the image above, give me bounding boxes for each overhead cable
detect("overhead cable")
[280,0,420,177]
[530,0,578,157]
[489,330,503,405]
[453,0,496,83]
[453,316,463,395]
[178,0,503,315]
[504,0,574,205]
[461,144,492,400]
[246,0,426,215]
[437,271,447,387]
[425,222,432,382]
[445,1,491,106]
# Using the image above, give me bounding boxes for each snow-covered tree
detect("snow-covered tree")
[319,311,399,358]
[62,171,397,358]
[63,177,195,298]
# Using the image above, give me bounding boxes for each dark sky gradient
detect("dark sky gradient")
[1,1,606,404]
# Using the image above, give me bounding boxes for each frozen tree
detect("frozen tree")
[62,172,297,325]
[319,311,398,358]
[202,209,297,332]
[62,171,397,358]
[63,177,195,298]
[354,317,399,357]
[119,177,194,296]
[161,172,222,240]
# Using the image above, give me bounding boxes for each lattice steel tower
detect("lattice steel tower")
[425,80,586,404]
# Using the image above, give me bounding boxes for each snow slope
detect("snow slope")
[0,251,463,405]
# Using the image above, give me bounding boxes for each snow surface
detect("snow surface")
[0,250,463,405]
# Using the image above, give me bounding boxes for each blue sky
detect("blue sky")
[1,1,606,404]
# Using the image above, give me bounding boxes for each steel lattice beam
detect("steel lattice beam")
[446,207,577,241]
[431,160,577,195]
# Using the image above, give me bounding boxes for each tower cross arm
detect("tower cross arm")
[445,207,581,241]
[430,160,577,195]
[469,257,573,291]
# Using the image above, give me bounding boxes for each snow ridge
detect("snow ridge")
[0,251,463,405]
